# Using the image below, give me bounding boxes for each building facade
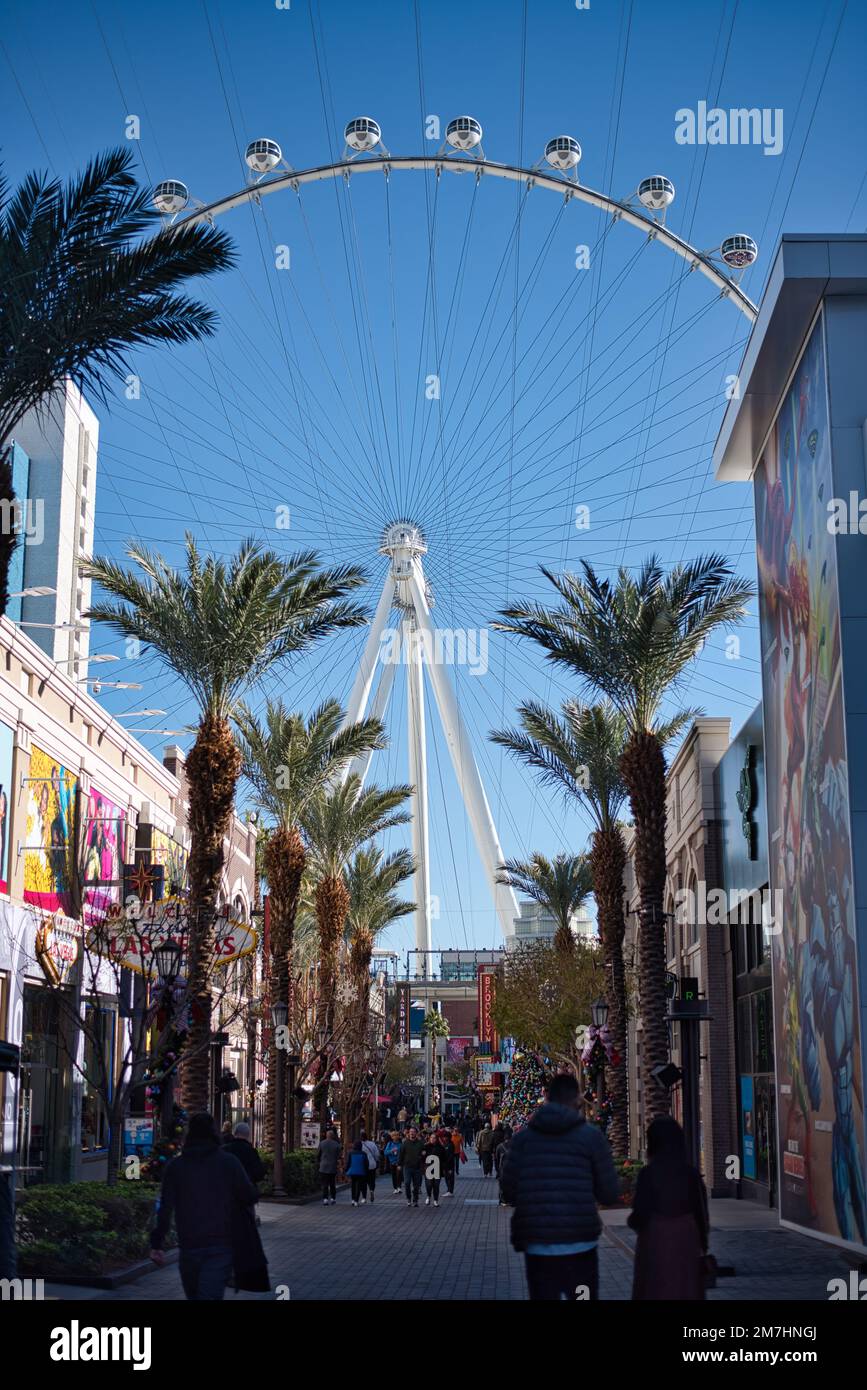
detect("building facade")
[0,619,258,1185]
[9,381,99,682]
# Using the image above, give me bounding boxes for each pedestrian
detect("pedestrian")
[384,1131,403,1193]
[437,1126,456,1196]
[628,1116,710,1301]
[496,1126,513,1206]
[317,1126,342,1204]
[220,1119,233,1145]
[149,1111,264,1301]
[222,1122,266,1186]
[494,1124,512,1181]
[347,1140,369,1206]
[399,1125,424,1207]
[397,1104,409,1133]
[500,1073,620,1302]
[476,1121,496,1176]
[360,1130,380,1203]
[421,1132,449,1207]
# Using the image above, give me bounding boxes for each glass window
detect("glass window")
[754,989,774,1073]
[81,1004,116,1153]
[737,995,753,1073]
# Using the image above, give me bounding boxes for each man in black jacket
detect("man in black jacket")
[223,1122,266,1186]
[150,1112,259,1301]
[500,1073,620,1301]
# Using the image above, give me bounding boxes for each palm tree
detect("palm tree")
[344,846,415,1019]
[303,776,412,1123]
[0,148,235,613]
[343,846,415,1135]
[236,699,388,1149]
[497,555,751,1121]
[83,535,367,1111]
[492,701,633,1153]
[496,852,593,954]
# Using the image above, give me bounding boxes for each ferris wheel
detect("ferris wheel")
[149,116,759,962]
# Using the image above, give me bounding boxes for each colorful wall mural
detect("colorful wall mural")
[0,720,13,894]
[755,312,867,1250]
[81,785,127,926]
[24,744,78,915]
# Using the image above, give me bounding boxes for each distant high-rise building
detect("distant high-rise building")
[510,898,595,947]
[9,381,99,681]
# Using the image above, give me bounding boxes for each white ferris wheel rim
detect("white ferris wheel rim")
[170,154,758,323]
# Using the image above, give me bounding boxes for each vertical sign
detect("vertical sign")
[477,965,496,1050]
[395,981,411,1052]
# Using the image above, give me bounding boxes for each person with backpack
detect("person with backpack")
[360,1130,381,1203]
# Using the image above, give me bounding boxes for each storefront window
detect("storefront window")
[17,985,74,1185]
[81,1003,116,1153]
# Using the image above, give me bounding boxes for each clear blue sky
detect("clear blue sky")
[3,0,865,960]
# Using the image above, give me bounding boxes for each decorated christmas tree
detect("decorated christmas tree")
[497,1048,550,1129]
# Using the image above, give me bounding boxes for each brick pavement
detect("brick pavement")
[43,1151,854,1302]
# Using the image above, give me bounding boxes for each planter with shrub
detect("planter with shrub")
[15,1181,174,1279]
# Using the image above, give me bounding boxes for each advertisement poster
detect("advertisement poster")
[24,745,77,915]
[123,1117,154,1157]
[755,313,866,1249]
[446,1036,472,1065]
[0,719,13,894]
[81,785,127,926]
[148,827,188,896]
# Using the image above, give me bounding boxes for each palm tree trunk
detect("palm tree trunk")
[263,826,306,1152]
[180,714,242,1115]
[313,875,350,1127]
[620,730,670,1126]
[0,448,17,619]
[591,826,629,1158]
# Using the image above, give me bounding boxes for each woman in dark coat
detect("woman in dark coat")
[628,1117,709,1301]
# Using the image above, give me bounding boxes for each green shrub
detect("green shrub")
[614,1157,643,1203]
[15,1181,171,1277]
[259,1148,320,1197]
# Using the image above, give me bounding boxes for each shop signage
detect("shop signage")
[395,980,411,1050]
[34,913,81,986]
[300,1122,320,1150]
[89,897,257,974]
[477,965,496,1048]
[478,1061,510,1076]
[123,1117,154,1156]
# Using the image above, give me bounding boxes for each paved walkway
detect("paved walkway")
[44,1152,856,1302]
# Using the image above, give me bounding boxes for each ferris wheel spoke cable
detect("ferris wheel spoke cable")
[423,237,661,518]
[408,184,535,519]
[438,300,724,532]
[412,198,575,522]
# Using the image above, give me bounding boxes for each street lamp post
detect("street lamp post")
[590,997,609,1129]
[271,1002,288,1197]
[153,942,182,1139]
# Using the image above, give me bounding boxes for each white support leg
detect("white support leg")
[407,561,519,941]
[342,574,395,730]
[404,616,433,969]
[340,575,395,784]
[344,653,396,792]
